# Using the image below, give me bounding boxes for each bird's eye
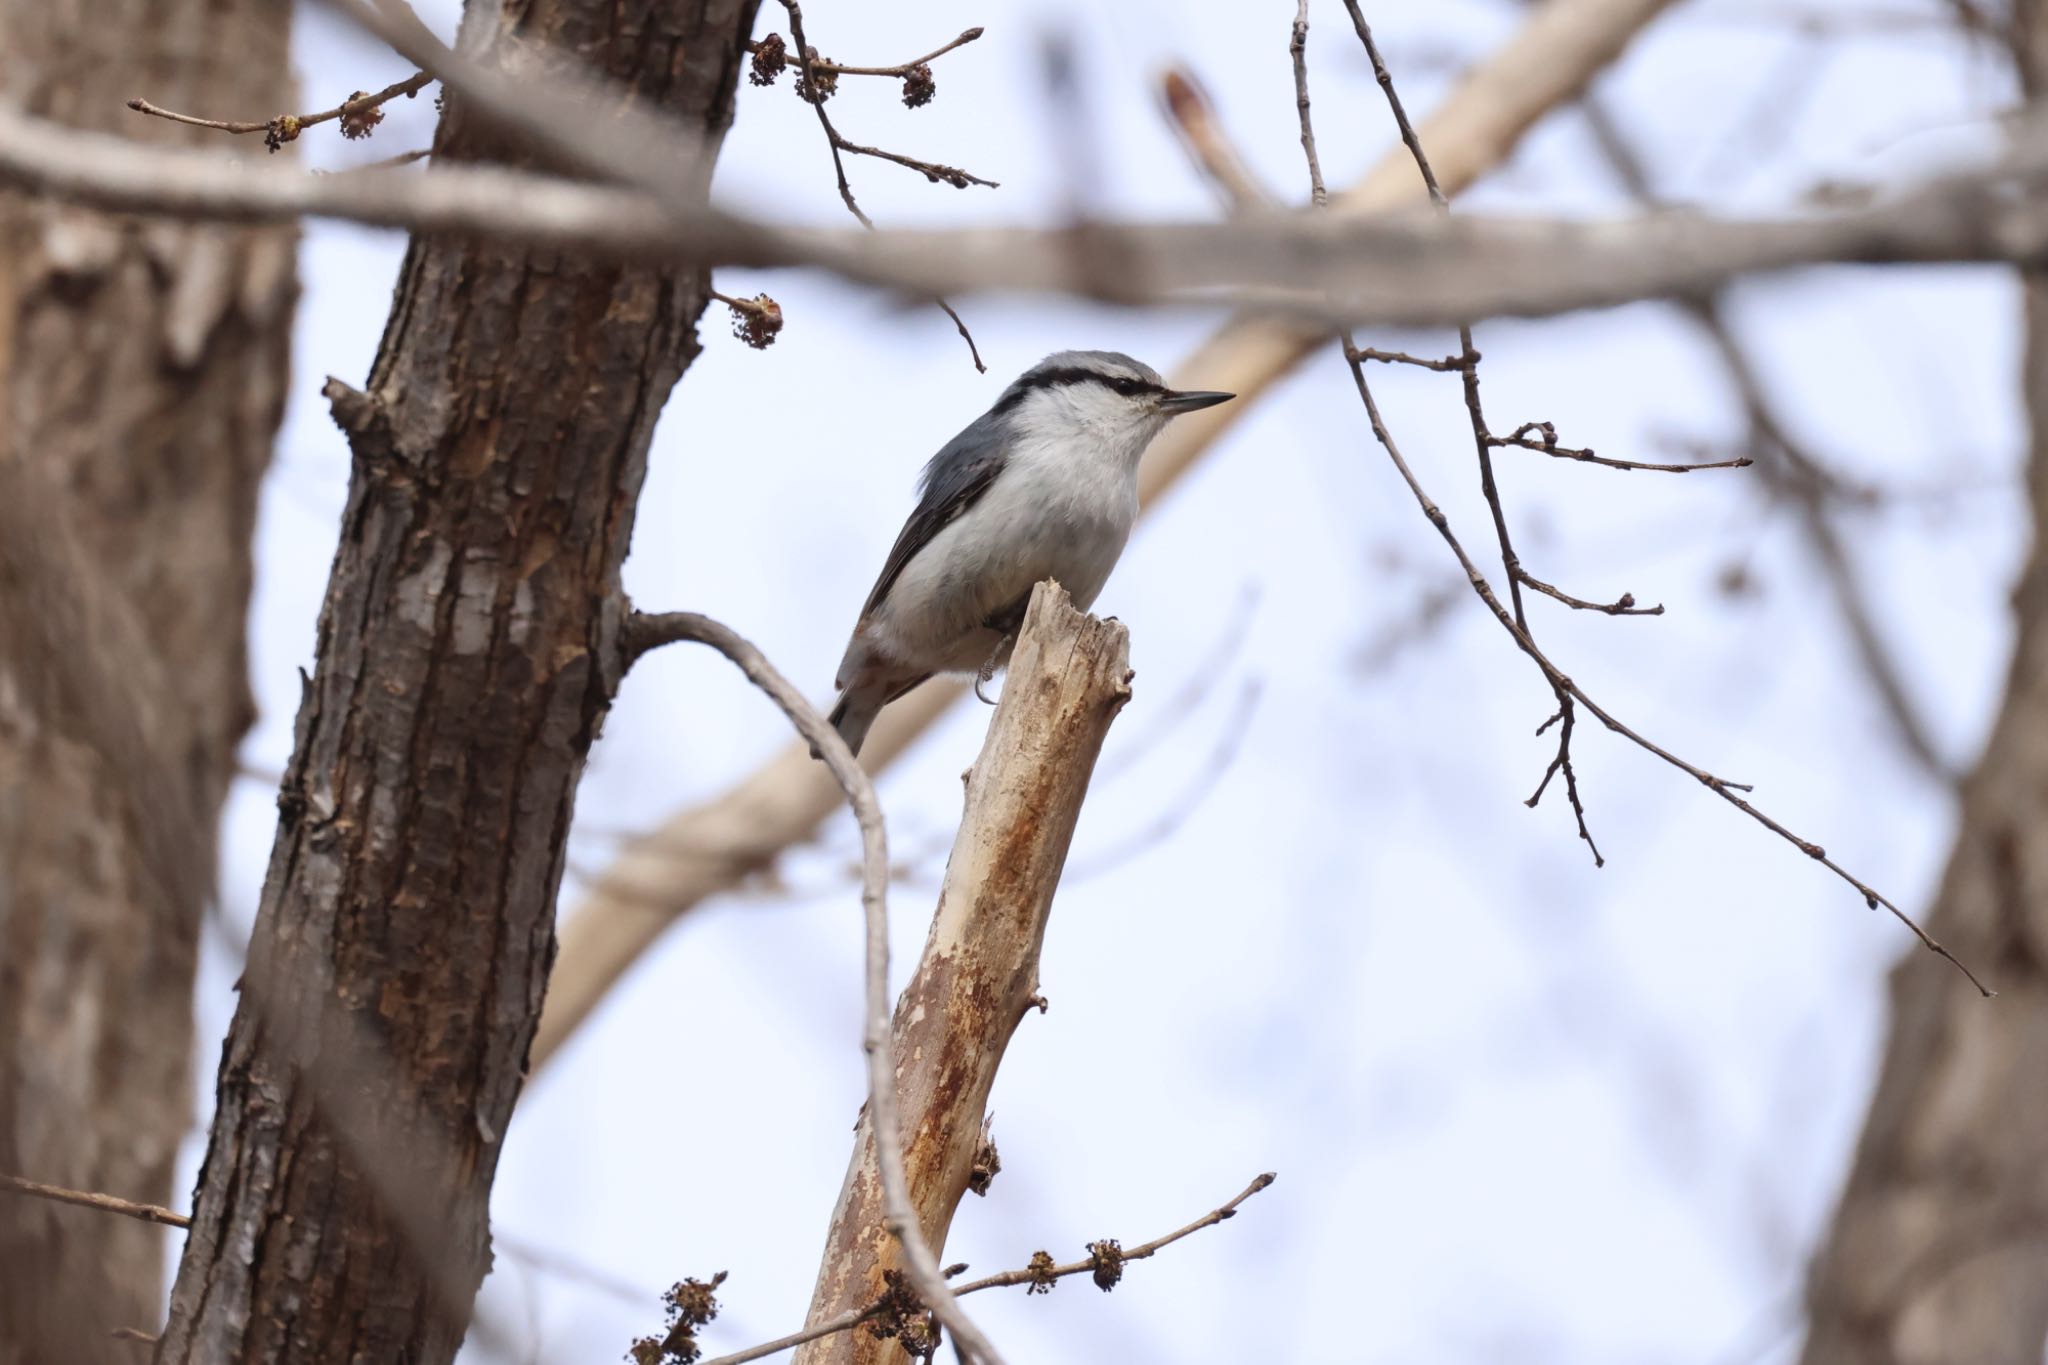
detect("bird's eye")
[1109,377,1144,396]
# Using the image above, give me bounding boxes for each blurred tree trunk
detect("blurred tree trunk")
[0,3,295,1361]
[154,2,759,1361]
[1799,10,2048,1363]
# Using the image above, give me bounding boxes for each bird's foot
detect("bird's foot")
[974,635,1009,705]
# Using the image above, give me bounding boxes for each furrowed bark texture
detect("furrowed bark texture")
[155,3,758,1361]
[1799,12,2048,1360]
[531,0,1681,1074]
[0,3,294,1360]
[794,583,1131,1365]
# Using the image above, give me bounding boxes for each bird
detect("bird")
[818,350,1234,757]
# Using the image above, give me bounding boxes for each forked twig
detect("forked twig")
[776,0,992,372]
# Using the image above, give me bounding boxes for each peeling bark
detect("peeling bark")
[0,3,294,1360]
[794,583,1132,1365]
[154,3,759,1361]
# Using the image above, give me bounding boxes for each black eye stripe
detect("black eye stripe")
[992,367,1164,415]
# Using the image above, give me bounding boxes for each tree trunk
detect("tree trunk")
[154,3,758,1361]
[796,584,1132,1365]
[0,3,294,1360]
[1798,12,2048,1359]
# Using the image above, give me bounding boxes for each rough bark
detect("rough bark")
[1798,10,2048,1360]
[154,3,758,1361]
[793,583,1131,1365]
[0,2,294,1360]
[532,0,1683,1072]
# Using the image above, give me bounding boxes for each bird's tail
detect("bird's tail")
[811,675,931,760]
[813,687,884,760]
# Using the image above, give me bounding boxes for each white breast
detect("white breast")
[862,406,1154,677]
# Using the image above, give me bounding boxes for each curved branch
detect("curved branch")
[128,72,433,145]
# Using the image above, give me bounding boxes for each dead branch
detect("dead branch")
[621,612,998,1365]
[789,583,1131,1365]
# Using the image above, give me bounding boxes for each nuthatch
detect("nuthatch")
[821,350,1233,756]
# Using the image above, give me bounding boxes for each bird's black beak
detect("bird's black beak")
[1158,389,1235,415]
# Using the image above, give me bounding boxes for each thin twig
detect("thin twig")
[953,1172,1277,1294]
[754,27,984,78]
[778,0,991,372]
[1290,1,1328,208]
[1492,424,1756,474]
[1344,309,1990,988]
[620,612,1004,1365]
[1347,1,1596,858]
[696,1174,1276,1365]
[1346,344,1464,372]
[1517,573,1664,616]
[128,71,433,142]
[0,1171,191,1228]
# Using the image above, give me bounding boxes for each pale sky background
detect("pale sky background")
[173,2,2028,1362]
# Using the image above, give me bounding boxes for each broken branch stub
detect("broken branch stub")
[793,581,1132,1365]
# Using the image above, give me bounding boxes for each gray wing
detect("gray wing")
[856,414,1008,620]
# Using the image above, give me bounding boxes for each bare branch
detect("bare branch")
[753,27,984,79]
[621,612,1001,1365]
[1516,574,1664,616]
[776,0,990,372]
[1291,1,1329,208]
[1491,422,1755,473]
[952,1172,1278,1295]
[1339,292,1991,992]
[13,102,2048,328]
[128,71,433,150]
[0,1172,191,1229]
